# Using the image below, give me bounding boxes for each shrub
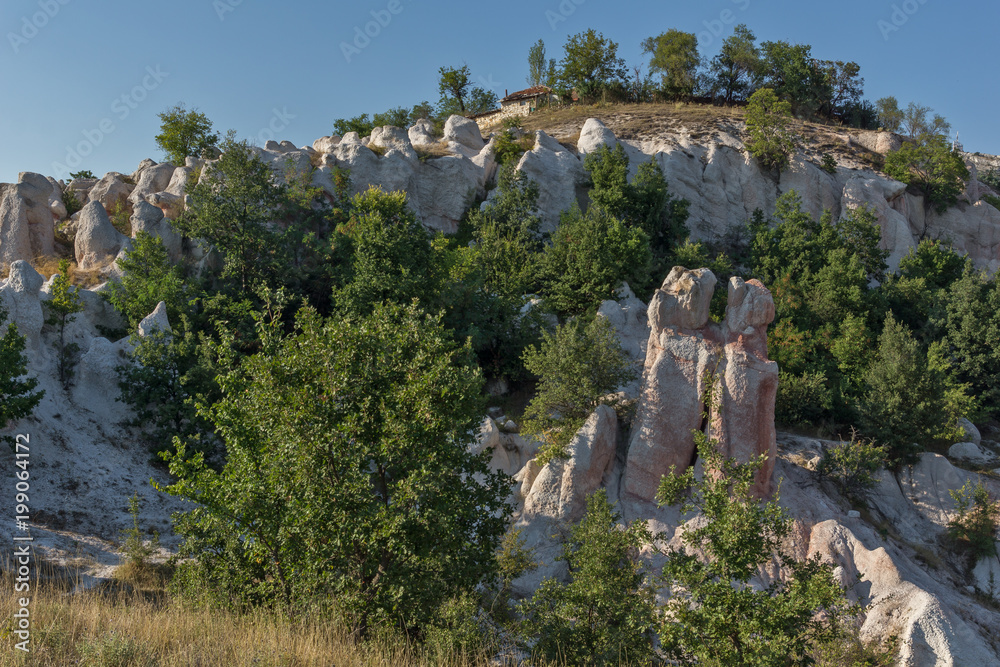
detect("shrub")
[62,188,83,218]
[884,133,969,214]
[948,480,1000,559]
[540,204,651,316]
[775,370,833,426]
[120,492,159,569]
[0,305,44,445]
[745,87,797,174]
[817,432,887,501]
[521,317,635,465]
[821,153,837,174]
[43,259,84,389]
[657,400,858,665]
[519,489,657,666]
[155,103,219,165]
[103,232,187,330]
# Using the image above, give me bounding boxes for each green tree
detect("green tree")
[583,143,689,271]
[436,65,498,116]
[642,30,700,100]
[816,432,887,501]
[884,132,968,213]
[527,39,547,87]
[177,135,287,291]
[521,317,635,463]
[816,60,864,119]
[759,41,830,118]
[155,104,220,165]
[657,412,855,665]
[540,204,651,316]
[558,29,628,100]
[860,313,955,463]
[161,302,510,635]
[948,480,1000,559]
[520,490,657,666]
[103,232,188,330]
[745,88,797,174]
[44,259,84,389]
[709,24,761,104]
[333,187,437,316]
[0,305,44,445]
[876,96,903,132]
[332,113,374,137]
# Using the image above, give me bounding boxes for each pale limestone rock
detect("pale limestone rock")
[958,417,982,446]
[0,184,31,267]
[443,114,484,151]
[369,125,417,161]
[138,301,171,337]
[75,201,128,271]
[313,135,341,153]
[577,117,618,155]
[515,131,587,233]
[948,442,997,465]
[408,119,437,147]
[87,173,133,213]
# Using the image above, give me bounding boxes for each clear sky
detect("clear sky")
[1,0,996,183]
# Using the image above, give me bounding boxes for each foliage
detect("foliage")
[876,96,903,132]
[333,187,437,317]
[177,135,287,291]
[43,259,84,389]
[947,480,1000,559]
[709,24,761,104]
[745,88,797,173]
[155,103,219,165]
[69,169,96,180]
[527,39,548,87]
[817,432,887,501]
[816,60,864,119]
[103,232,188,330]
[901,102,951,139]
[557,29,628,100]
[437,64,498,116]
[61,188,83,218]
[860,313,958,464]
[0,305,44,445]
[521,317,635,464]
[583,142,689,276]
[539,203,651,316]
[108,198,131,236]
[161,302,510,636]
[117,325,218,458]
[759,40,830,118]
[775,370,832,426]
[884,133,969,213]
[656,406,857,666]
[520,489,657,666]
[642,30,700,100]
[821,153,837,174]
[668,239,734,319]
[120,493,159,568]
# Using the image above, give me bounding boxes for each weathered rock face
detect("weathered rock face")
[443,114,484,151]
[0,184,32,268]
[624,268,778,501]
[515,131,586,233]
[75,200,128,271]
[577,117,618,155]
[87,172,134,213]
[408,119,436,147]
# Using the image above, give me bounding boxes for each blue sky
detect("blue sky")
[1,0,995,183]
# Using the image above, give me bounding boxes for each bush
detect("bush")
[817,432,887,501]
[821,153,837,174]
[120,493,159,569]
[0,305,44,445]
[657,406,857,665]
[161,302,510,637]
[948,480,1000,559]
[540,204,651,316]
[775,370,833,426]
[43,259,84,389]
[884,133,969,214]
[155,103,219,165]
[103,232,188,330]
[519,489,658,666]
[745,88,797,174]
[521,317,635,465]
[62,188,83,218]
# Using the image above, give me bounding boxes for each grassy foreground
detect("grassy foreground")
[0,562,497,667]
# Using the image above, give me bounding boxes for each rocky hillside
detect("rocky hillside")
[2,106,1000,664]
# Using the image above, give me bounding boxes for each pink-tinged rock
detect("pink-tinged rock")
[715,278,778,497]
[624,270,779,502]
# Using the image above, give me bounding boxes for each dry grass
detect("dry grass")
[414,141,454,162]
[0,560,500,667]
[29,255,103,288]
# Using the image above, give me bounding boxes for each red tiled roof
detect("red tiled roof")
[502,85,552,103]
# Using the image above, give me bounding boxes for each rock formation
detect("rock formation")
[624,267,778,501]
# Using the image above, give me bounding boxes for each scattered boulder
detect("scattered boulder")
[958,417,982,446]
[87,173,134,214]
[443,114,485,151]
[408,119,437,147]
[370,126,417,160]
[577,117,618,155]
[948,442,997,465]
[75,201,128,270]
[313,135,341,153]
